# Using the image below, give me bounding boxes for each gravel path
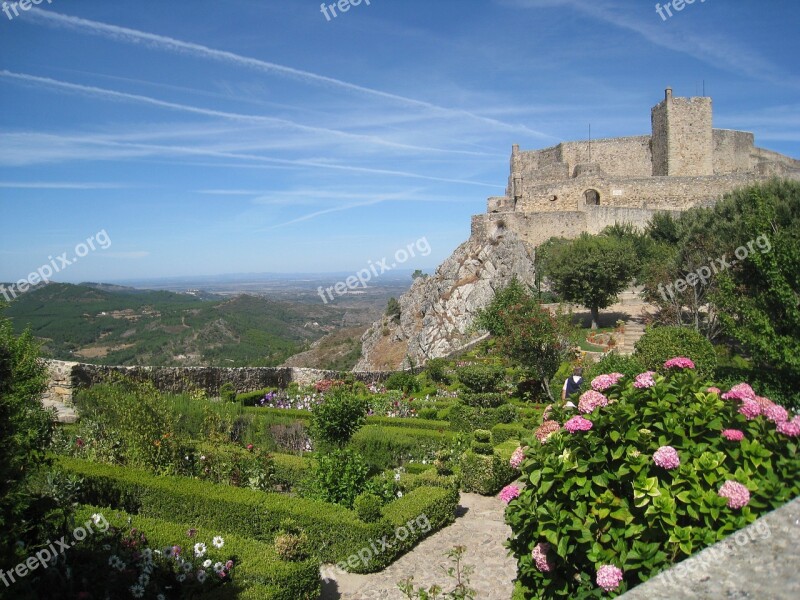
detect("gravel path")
[320,493,517,600]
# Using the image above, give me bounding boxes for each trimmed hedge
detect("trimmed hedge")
[448,402,518,433]
[491,423,528,444]
[73,505,319,600]
[191,442,312,490]
[350,425,455,471]
[58,457,455,573]
[365,416,451,431]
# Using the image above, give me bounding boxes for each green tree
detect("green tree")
[541,233,640,329]
[309,387,368,448]
[0,313,55,568]
[475,281,576,401]
[710,180,800,378]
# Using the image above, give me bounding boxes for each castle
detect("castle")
[356,89,800,370]
[472,88,800,247]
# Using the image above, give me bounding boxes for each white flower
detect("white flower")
[138,573,150,587]
[394,473,401,481]
[212,536,224,549]
[203,559,212,568]
[213,562,225,574]
[157,595,166,600]
[177,573,186,583]
[130,584,145,598]
[103,544,111,551]
[108,555,118,567]
[91,513,103,525]
[200,455,206,461]
[396,491,403,498]
[182,561,192,573]
[196,570,207,584]
[194,542,207,558]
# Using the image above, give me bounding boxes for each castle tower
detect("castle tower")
[651,87,713,176]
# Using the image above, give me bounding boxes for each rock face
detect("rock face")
[355,229,537,371]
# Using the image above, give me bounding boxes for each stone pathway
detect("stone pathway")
[320,493,517,600]
[619,317,646,355]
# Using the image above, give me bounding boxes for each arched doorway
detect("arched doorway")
[584,189,600,206]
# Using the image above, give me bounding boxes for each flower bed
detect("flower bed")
[505,359,799,598]
[58,457,457,573]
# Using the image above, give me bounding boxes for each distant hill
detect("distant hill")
[4,283,343,367]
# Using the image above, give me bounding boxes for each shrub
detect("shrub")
[274,532,311,562]
[634,326,717,377]
[418,407,439,420]
[309,388,367,448]
[349,425,454,471]
[448,402,518,433]
[506,363,799,598]
[354,492,384,523]
[492,423,528,444]
[302,448,369,509]
[461,392,506,408]
[424,358,452,384]
[459,451,516,495]
[220,382,237,402]
[457,364,505,393]
[385,371,421,394]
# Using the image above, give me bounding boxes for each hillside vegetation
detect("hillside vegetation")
[4,283,342,367]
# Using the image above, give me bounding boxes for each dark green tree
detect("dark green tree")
[541,233,640,329]
[710,180,800,377]
[0,312,55,568]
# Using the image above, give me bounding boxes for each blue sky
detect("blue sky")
[1,0,798,283]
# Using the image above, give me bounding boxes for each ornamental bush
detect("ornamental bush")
[457,364,505,393]
[633,325,717,378]
[506,361,799,598]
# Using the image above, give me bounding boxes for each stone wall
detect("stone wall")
[713,129,755,174]
[651,92,713,176]
[44,360,394,406]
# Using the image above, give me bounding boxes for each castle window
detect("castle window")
[584,189,600,206]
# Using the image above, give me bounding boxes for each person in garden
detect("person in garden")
[561,366,583,406]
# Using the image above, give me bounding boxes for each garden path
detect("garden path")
[320,492,517,600]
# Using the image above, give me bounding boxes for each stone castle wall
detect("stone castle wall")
[651,94,714,176]
[43,360,394,406]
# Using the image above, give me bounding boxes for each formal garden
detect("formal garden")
[1,181,798,599]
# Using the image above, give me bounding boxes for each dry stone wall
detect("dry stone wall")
[43,360,394,406]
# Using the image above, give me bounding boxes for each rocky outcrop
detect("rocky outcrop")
[355,229,537,371]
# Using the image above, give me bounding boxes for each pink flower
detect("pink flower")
[510,446,525,469]
[591,373,624,391]
[763,403,788,424]
[652,446,680,469]
[578,390,609,414]
[564,415,593,433]
[531,542,554,573]
[542,404,553,420]
[777,417,800,438]
[663,357,695,370]
[721,429,744,441]
[738,399,761,420]
[707,386,721,394]
[596,565,624,592]
[535,420,561,443]
[634,371,657,389]
[499,485,521,504]
[718,480,750,509]
[721,383,756,401]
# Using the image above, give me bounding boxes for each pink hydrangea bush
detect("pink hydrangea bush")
[652,446,680,470]
[499,484,521,504]
[578,390,609,414]
[509,446,525,469]
[591,372,625,391]
[506,360,799,599]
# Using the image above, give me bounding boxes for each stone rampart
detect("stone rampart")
[43,360,395,406]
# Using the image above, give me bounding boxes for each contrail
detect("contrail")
[0,70,496,158]
[24,8,554,140]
